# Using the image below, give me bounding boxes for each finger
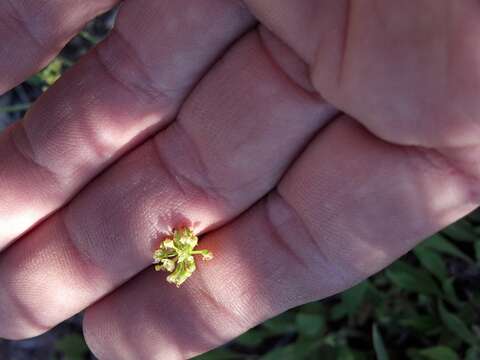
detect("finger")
[0,28,336,339]
[244,0,480,149]
[83,117,479,360]
[0,0,119,94]
[0,0,254,249]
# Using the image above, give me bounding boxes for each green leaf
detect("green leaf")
[299,301,324,314]
[194,349,244,360]
[442,278,462,307]
[336,346,356,360]
[438,301,478,346]
[235,328,268,347]
[260,340,320,360]
[421,235,471,262]
[260,346,297,360]
[331,303,348,321]
[419,346,459,360]
[399,315,438,333]
[55,334,89,360]
[414,246,448,280]
[475,242,480,264]
[295,312,325,337]
[406,348,424,360]
[468,210,480,222]
[442,220,477,242]
[341,281,369,316]
[372,324,389,360]
[386,261,441,296]
[337,346,369,360]
[262,312,296,335]
[465,347,480,360]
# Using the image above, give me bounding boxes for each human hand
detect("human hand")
[1,1,479,359]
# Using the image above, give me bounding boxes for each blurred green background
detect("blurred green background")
[1,11,479,360]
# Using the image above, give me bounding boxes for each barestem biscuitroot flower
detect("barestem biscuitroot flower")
[153,227,213,287]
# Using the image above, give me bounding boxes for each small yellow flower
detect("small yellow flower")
[153,227,213,287]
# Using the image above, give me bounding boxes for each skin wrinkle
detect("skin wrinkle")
[264,193,318,271]
[446,5,480,141]
[0,5,42,76]
[101,27,179,100]
[258,27,319,97]
[190,283,250,332]
[92,46,165,105]
[152,142,190,201]
[158,121,231,207]
[444,1,453,115]
[429,148,480,201]
[26,62,177,179]
[4,0,47,50]
[266,188,355,291]
[1,217,105,336]
[167,30,332,203]
[58,210,113,283]
[2,225,64,336]
[336,0,352,86]
[401,135,480,204]
[0,285,49,340]
[273,180,356,296]
[152,137,234,229]
[10,122,63,181]
[138,282,235,360]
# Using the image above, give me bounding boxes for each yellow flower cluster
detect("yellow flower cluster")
[153,227,213,287]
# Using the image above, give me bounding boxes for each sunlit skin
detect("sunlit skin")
[1,0,480,359]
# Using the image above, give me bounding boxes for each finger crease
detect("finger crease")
[263,196,311,271]
[267,191,330,265]
[154,123,231,207]
[191,284,250,331]
[10,122,60,181]
[93,45,166,106]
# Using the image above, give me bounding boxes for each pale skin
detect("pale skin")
[1,0,480,359]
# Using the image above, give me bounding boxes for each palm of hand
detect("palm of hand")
[1,1,479,359]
